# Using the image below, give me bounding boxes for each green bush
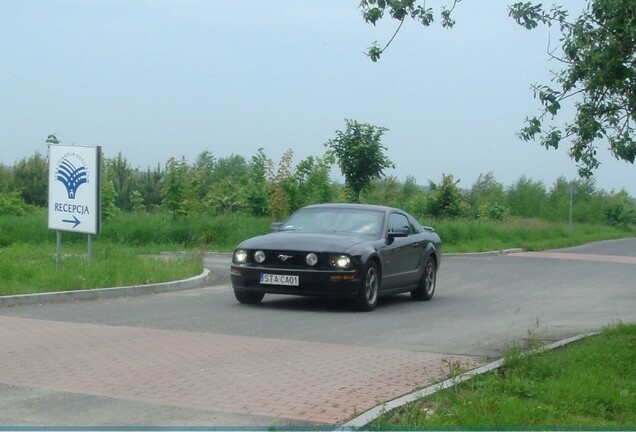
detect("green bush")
[0,191,33,216]
[2,209,634,253]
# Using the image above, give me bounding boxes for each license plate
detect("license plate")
[260,273,299,286]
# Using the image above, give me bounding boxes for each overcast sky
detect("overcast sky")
[2,0,635,196]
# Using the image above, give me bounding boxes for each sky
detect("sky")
[1,0,635,196]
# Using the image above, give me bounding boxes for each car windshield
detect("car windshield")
[280,208,384,237]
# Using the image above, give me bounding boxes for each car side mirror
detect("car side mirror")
[269,222,283,231]
[387,227,409,239]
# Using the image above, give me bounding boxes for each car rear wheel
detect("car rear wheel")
[355,261,380,311]
[411,257,436,301]
[234,289,265,305]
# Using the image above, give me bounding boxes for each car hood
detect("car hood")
[237,231,369,253]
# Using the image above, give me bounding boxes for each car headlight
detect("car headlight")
[254,250,266,264]
[330,254,352,269]
[233,249,248,263]
[306,253,318,266]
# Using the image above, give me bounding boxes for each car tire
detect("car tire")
[411,257,436,301]
[234,289,265,305]
[355,261,380,311]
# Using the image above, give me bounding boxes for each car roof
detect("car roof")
[301,203,402,213]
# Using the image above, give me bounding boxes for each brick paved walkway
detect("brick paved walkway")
[0,315,482,425]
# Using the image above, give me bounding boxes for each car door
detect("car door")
[382,212,422,289]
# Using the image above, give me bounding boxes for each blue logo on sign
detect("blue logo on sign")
[56,159,88,199]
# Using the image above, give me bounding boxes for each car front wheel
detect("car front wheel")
[411,257,436,301]
[234,289,265,305]
[355,261,380,311]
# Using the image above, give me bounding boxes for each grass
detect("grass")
[0,208,272,250]
[1,209,634,295]
[435,218,636,253]
[0,242,203,296]
[3,209,634,252]
[370,323,636,428]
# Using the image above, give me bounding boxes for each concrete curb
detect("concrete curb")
[443,248,524,257]
[341,332,598,429]
[0,268,212,307]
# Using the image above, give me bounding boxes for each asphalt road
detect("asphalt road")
[1,238,635,426]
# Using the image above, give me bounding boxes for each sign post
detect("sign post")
[48,144,101,264]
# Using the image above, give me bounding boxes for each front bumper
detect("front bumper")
[231,265,360,298]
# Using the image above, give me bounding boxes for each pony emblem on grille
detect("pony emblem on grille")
[278,254,294,261]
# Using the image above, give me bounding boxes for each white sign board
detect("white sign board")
[48,144,101,234]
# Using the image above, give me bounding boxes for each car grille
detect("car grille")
[255,250,325,269]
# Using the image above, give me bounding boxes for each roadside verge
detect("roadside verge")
[341,332,598,428]
[0,268,212,307]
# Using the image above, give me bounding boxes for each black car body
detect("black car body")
[230,203,442,311]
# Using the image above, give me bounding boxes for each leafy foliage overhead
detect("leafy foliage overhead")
[510,0,636,177]
[359,0,460,61]
[359,0,636,177]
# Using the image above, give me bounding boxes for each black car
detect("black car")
[230,203,442,311]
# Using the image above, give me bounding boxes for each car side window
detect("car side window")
[409,217,423,234]
[388,213,410,234]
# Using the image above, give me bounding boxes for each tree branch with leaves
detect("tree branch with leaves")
[510,0,636,177]
[360,0,636,178]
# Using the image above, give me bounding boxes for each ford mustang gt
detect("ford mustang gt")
[230,203,442,311]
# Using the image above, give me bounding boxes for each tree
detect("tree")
[161,157,192,218]
[325,119,395,202]
[203,154,251,214]
[100,154,120,219]
[292,153,335,209]
[506,175,547,218]
[604,189,635,226]
[544,176,571,221]
[104,152,136,210]
[246,148,270,216]
[129,190,146,213]
[13,152,48,206]
[510,0,636,177]
[359,0,636,176]
[137,163,164,209]
[467,172,507,217]
[211,154,249,184]
[266,149,295,220]
[0,163,12,193]
[45,134,60,146]
[426,174,468,218]
[361,176,402,207]
[100,179,120,220]
[191,150,216,200]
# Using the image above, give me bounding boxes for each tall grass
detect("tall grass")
[0,242,203,296]
[101,211,272,249]
[433,218,635,252]
[2,208,634,252]
[0,208,272,250]
[371,323,636,427]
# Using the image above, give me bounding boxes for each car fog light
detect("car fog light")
[306,253,318,266]
[254,250,266,263]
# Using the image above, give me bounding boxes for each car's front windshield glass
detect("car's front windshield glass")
[280,208,384,237]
